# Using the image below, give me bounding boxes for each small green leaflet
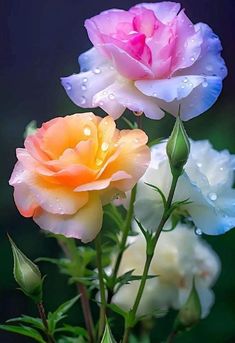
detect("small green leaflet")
[101,321,117,343]
[0,325,46,343]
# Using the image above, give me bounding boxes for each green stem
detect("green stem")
[37,302,56,343]
[108,186,136,303]
[95,234,107,341]
[165,331,177,343]
[122,174,179,342]
[58,238,95,343]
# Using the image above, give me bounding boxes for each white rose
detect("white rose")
[112,224,220,318]
[135,139,235,235]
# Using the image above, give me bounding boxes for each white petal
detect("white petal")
[154,76,222,120]
[34,193,103,243]
[135,75,204,102]
[78,47,108,71]
[94,79,165,120]
[61,65,117,108]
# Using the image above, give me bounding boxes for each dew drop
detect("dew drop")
[93,67,101,74]
[99,101,104,106]
[197,162,202,168]
[208,192,217,201]
[181,84,185,89]
[195,228,202,236]
[190,56,195,62]
[96,158,103,166]
[65,82,72,91]
[83,77,88,83]
[79,96,87,105]
[206,65,213,72]
[134,138,139,143]
[188,82,193,87]
[202,81,208,88]
[81,84,87,91]
[219,166,224,171]
[101,142,109,152]
[183,77,188,83]
[83,126,91,136]
[108,93,115,100]
[152,92,157,97]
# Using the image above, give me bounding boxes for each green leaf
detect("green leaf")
[134,218,153,242]
[129,334,151,343]
[144,182,167,209]
[55,324,87,338]
[122,116,138,129]
[48,295,80,332]
[106,303,127,319]
[0,325,46,342]
[58,337,86,343]
[6,315,44,330]
[148,137,163,148]
[101,322,117,343]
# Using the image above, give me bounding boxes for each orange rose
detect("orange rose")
[9,113,150,242]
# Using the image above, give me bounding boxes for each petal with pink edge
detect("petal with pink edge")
[180,23,227,79]
[133,2,180,24]
[102,43,154,80]
[34,193,103,243]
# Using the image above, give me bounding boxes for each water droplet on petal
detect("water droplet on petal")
[99,101,104,106]
[79,96,87,105]
[197,162,202,168]
[134,138,139,143]
[65,82,72,91]
[195,228,202,236]
[206,65,213,72]
[108,93,115,100]
[190,56,195,62]
[152,92,157,97]
[101,142,109,152]
[83,126,91,136]
[202,79,208,88]
[208,192,217,201]
[96,158,103,166]
[83,77,88,83]
[183,77,188,83]
[81,84,87,91]
[188,82,193,87]
[219,167,224,171]
[93,67,101,74]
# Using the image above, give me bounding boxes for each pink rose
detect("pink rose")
[9,113,150,243]
[61,2,227,121]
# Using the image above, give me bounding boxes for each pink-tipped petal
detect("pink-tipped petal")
[133,2,180,24]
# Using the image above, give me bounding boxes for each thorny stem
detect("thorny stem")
[58,238,95,343]
[107,186,136,303]
[95,234,107,341]
[122,174,179,343]
[37,302,56,343]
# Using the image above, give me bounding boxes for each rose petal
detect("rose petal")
[93,78,165,120]
[61,64,117,108]
[102,43,154,80]
[133,2,181,24]
[136,75,205,102]
[153,76,222,120]
[34,192,103,243]
[180,23,227,79]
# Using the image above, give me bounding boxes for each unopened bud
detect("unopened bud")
[8,235,43,303]
[174,280,201,332]
[166,116,190,177]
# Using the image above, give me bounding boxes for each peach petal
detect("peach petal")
[34,193,103,243]
[74,171,131,192]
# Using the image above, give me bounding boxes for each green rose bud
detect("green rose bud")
[8,235,43,303]
[174,280,201,332]
[166,116,190,177]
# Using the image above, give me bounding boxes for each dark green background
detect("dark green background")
[1,0,235,342]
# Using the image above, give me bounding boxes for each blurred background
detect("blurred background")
[1,0,235,342]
